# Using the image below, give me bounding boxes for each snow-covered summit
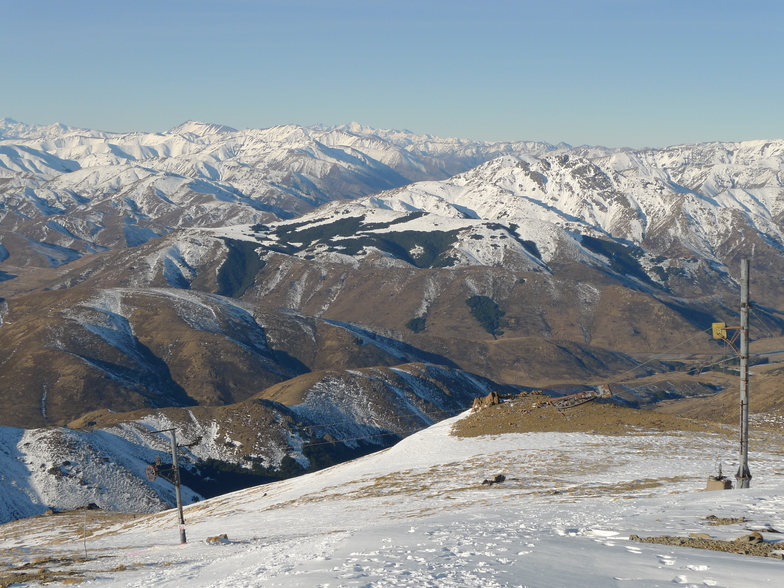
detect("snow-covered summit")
[166,120,238,136]
[0,118,79,141]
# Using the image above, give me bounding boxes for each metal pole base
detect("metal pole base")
[179,525,187,544]
[735,466,751,489]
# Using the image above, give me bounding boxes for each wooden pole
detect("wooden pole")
[736,259,752,489]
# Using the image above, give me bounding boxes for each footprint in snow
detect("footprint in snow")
[684,565,709,571]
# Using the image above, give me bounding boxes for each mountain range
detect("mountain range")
[0,117,557,268]
[1,118,783,519]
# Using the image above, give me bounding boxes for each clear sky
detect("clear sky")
[1,0,782,148]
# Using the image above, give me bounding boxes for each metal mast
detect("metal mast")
[148,427,188,544]
[736,259,752,489]
[170,429,187,543]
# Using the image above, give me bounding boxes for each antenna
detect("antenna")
[710,258,752,488]
[737,259,751,488]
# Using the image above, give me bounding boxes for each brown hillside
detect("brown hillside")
[655,337,784,423]
[656,367,784,423]
[0,286,457,428]
[242,255,724,386]
[452,398,728,438]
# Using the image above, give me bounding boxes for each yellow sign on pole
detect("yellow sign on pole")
[712,322,727,339]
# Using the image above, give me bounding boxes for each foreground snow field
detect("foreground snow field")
[2,412,783,587]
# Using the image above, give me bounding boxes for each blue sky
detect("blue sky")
[1,0,782,147]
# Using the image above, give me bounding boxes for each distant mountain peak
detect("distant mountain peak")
[167,120,238,136]
[345,121,379,135]
[0,118,76,141]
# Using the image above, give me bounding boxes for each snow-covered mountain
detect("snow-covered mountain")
[2,118,783,303]
[2,118,782,305]
[361,144,784,284]
[0,118,558,267]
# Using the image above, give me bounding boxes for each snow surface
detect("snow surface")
[3,412,783,587]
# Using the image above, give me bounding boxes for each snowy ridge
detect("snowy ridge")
[0,118,83,142]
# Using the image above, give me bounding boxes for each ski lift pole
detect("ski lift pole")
[150,427,187,544]
[169,429,187,543]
